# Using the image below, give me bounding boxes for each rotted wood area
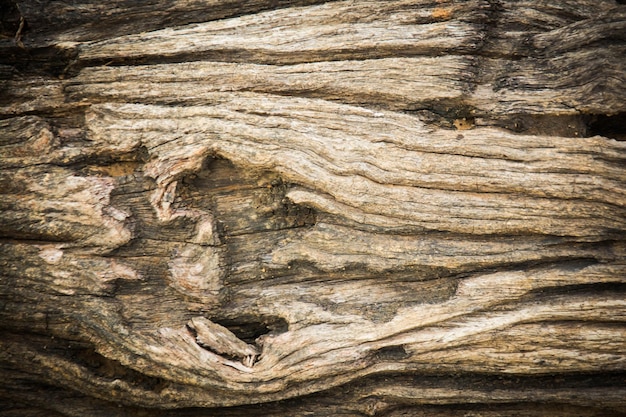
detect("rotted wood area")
[1,1,626,416]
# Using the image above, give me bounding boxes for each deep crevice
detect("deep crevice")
[526,281,626,300]
[0,45,78,78]
[587,113,626,140]
[210,316,289,345]
[0,0,22,40]
[68,45,477,79]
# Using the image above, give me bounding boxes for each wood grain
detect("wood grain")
[1,0,625,415]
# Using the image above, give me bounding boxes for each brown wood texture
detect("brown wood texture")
[1,1,626,416]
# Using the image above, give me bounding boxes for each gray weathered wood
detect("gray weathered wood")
[1,1,625,416]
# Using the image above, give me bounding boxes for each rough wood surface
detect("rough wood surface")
[1,1,625,416]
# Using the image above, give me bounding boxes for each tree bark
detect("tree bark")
[1,1,625,416]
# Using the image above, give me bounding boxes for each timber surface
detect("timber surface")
[1,1,626,416]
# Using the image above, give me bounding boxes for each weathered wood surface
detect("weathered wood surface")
[1,1,626,416]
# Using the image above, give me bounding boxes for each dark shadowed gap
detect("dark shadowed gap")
[588,113,626,140]
[212,316,289,345]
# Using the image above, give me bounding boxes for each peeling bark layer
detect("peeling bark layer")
[1,1,626,416]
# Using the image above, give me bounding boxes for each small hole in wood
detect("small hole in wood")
[374,345,409,361]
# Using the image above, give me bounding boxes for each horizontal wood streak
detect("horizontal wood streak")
[85,99,626,237]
